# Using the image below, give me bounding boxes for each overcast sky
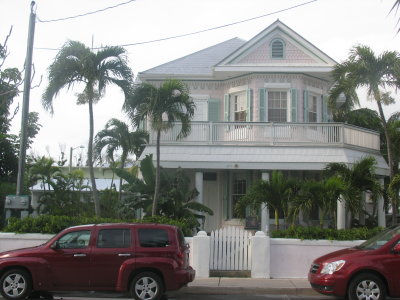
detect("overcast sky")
[1,0,399,163]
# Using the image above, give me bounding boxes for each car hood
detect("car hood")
[313,247,369,264]
[0,245,45,258]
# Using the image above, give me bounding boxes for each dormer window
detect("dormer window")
[270,39,285,59]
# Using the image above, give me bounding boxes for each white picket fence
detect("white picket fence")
[209,226,252,271]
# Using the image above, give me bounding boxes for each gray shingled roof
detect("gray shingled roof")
[140,38,246,76]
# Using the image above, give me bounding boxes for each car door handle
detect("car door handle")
[73,253,86,257]
[118,253,131,257]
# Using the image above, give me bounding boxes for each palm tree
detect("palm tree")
[29,156,61,191]
[390,0,400,33]
[289,177,345,228]
[235,171,296,230]
[42,41,133,216]
[324,157,381,227]
[125,79,195,216]
[329,45,400,222]
[94,118,148,200]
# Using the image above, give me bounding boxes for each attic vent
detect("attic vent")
[271,39,284,59]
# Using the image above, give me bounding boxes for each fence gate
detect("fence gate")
[209,226,252,275]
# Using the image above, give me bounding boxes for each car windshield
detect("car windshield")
[357,225,400,250]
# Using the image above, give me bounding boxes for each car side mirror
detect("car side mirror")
[392,243,400,254]
[51,241,60,250]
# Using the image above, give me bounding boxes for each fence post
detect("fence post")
[192,231,210,278]
[251,231,270,278]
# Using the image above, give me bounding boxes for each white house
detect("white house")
[136,20,388,232]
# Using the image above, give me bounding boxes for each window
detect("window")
[138,228,170,247]
[268,91,288,122]
[232,179,247,218]
[309,95,318,122]
[234,93,247,121]
[57,230,91,249]
[97,229,131,248]
[271,39,284,59]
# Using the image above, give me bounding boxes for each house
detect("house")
[136,20,389,232]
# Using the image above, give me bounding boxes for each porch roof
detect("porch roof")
[140,145,389,176]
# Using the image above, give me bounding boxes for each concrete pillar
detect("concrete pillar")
[251,231,270,278]
[378,178,386,227]
[195,172,205,229]
[337,197,346,229]
[195,172,204,204]
[192,231,210,278]
[261,172,270,234]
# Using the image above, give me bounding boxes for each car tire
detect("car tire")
[348,273,386,300]
[130,272,164,300]
[0,269,32,300]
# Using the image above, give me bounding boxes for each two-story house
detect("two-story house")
[136,20,389,232]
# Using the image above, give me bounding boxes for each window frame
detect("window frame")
[270,38,285,59]
[267,89,290,122]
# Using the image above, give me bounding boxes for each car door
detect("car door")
[89,228,134,289]
[45,229,91,288]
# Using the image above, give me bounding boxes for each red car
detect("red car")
[309,225,400,300]
[0,223,195,300]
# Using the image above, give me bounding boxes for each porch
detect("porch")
[148,121,380,151]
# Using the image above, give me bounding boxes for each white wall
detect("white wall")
[0,233,363,279]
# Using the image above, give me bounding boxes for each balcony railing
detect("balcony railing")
[149,122,380,151]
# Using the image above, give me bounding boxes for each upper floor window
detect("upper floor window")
[308,95,318,122]
[270,39,285,59]
[234,93,247,121]
[268,91,288,122]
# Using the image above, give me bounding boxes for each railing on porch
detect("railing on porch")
[149,122,380,151]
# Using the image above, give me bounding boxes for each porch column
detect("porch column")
[378,178,386,227]
[337,196,346,229]
[261,172,270,234]
[195,172,204,229]
[195,172,204,204]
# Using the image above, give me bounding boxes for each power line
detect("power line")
[36,0,136,23]
[35,0,318,51]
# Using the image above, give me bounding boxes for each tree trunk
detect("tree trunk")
[152,130,161,216]
[376,100,397,224]
[88,100,100,216]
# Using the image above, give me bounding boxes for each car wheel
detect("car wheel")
[130,272,164,300]
[0,269,32,300]
[348,273,386,300]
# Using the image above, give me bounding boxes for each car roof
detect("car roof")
[65,223,177,231]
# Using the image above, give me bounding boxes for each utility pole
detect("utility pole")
[16,1,36,195]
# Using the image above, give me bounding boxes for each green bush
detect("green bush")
[3,215,195,236]
[270,226,383,241]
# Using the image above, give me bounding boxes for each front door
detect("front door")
[46,230,91,288]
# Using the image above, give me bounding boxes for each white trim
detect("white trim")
[306,86,323,95]
[190,94,210,100]
[264,83,291,89]
[229,85,248,94]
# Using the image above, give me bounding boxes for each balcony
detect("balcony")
[149,122,380,152]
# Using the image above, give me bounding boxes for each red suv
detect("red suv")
[0,223,195,300]
[309,225,400,300]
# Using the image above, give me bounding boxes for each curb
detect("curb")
[177,286,319,296]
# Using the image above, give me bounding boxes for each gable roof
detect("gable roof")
[139,38,246,80]
[138,20,336,82]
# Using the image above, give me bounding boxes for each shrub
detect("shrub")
[270,226,383,240]
[3,215,195,236]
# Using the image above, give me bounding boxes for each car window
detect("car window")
[57,230,91,249]
[358,225,400,250]
[97,229,131,248]
[138,228,169,247]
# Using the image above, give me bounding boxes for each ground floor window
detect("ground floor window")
[232,178,246,218]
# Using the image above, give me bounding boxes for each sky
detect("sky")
[1,0,400,164]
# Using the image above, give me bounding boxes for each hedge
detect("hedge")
[2,215,194,236]
[270,226,383,241]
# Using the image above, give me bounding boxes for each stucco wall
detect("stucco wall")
[0,233,363,279]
